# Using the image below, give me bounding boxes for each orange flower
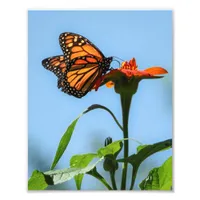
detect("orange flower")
[94,58,168,94]
[105,58,168,88]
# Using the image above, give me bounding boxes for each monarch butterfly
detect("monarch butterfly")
[42,32,113,98]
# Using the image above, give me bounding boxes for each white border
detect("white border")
[1,0,200,199]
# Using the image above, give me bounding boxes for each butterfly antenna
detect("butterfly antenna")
[110,56,125,68]
[112,56,125,62]
[111,59,121,68]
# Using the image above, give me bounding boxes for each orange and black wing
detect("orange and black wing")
[57,32,113,98]
[42,55,67,78]
[59,32,105,69]
[42,32,113,98]
[60,56,105,98]
[42,55,67,88]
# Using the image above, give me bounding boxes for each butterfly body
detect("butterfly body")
[42,32,113,98]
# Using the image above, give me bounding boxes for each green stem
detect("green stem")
[110,171,117,190]
[87,168,113,190]
[84,104,123,131]
[129,165,139,190]
[120,93,133,190]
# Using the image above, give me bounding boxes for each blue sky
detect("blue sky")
[28,10,172,190]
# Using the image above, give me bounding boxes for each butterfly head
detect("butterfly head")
[107,56,113,63]
[105,56,114,67]
[101,57,113,74]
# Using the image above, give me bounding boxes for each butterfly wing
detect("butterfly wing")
[60,55,105,98]
[42,55,66,77]
[42,33,113,98]
[59,32,105,69]
[42,55,67,88]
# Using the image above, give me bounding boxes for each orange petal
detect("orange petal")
[106,81,114,88]
[120,68,135,77]
[129,58,137,70]
[121,61,128,68]
[144,67,168,75]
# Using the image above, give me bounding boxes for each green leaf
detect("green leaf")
[137,141,171,153]
[136,144,148,153]
[70,140,123,188]
[70,153,98,168]
[118,139,172,166]
[134,139,172,164]
[84,104,123,131]
[28,170,49,190]
[70,153,98,190]
[45,157,103,185]
[139,156,172,190]
[51,117,79,170]
[139,168,160,190]
[97,140,123,157]
[51,104,122,170]
[117,139,172,190]
[74,175,83,190]
[158,156,172,190]
[114,141,123,158]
